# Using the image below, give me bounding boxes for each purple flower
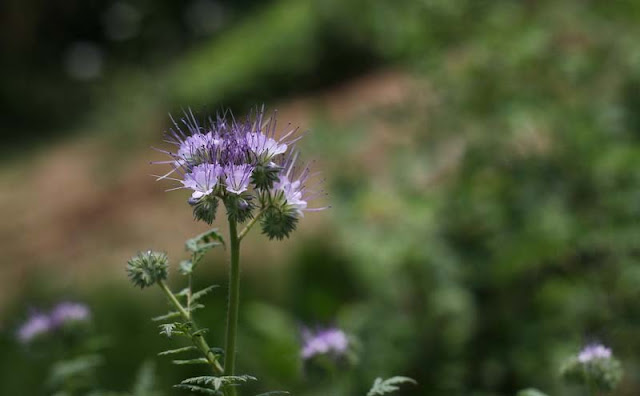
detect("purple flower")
[50,302,91,326]
[183,163,222,199]
[274,175,307,216]
[272,152,326,218]
[246,132,287,160]
[16,312,53,343]
[578,344,612,363]
[223,164,254,195]
[301,327,349,359]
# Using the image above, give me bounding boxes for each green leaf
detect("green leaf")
[158,346,198,356]
[172,358,209,365]
[131,360,160,396]
[173,384,221,395]
[151,311,181,322]
[255,392,290,396]
[48,354,103,387]
[517,389,549,396]
[367,376,417,396]
[192,285,219,302]
[191,328,209,336]
[186,228,225,253]
[158,323,189,337]
[179,260,194,275]
[181,375,257,391]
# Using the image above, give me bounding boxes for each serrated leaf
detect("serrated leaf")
[192,285,219,302]
[181,375,257,391]
[186,229,225,254]
[367,376,417,396]
[172,358,209,365]
[158,346,197,356]
[152,311,181,322]
[174,384,221,395]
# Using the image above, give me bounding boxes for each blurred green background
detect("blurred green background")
[2,0,640,395]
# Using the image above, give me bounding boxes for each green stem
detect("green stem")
[224,217,241,394]
[238,208,266,241]
[157,279,224,375]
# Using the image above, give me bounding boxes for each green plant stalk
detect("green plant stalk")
[224,217,241,395]
[238,208,266,241]
[157,279,224,375]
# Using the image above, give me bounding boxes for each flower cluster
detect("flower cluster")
[577,344,612,363]
[156,108,324,238]
[301,327,349,360]
[17,302,91,343]
[561,343,623,392]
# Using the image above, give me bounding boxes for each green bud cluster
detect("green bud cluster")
[260,204,299,240]
[126,250,169,288]
[189,195,219,225]
[224,193,256,223]
[561,354,623,392]
[250,163,282,190]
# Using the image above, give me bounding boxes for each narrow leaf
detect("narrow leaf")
[158,346,197,356]
[172,358,209,365]
[192,285,219,302]
[152,311,181,322]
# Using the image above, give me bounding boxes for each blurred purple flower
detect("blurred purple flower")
[50,302,91,326]
[16,312,53,343]
[301,327,349,359]
[578,343,612,363]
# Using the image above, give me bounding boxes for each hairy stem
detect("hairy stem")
[224,217,241,395]
[157,279,224,375]
[238,208,266,241]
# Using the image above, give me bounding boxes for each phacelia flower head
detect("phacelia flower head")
[578,344,612,363]
[17,312,53,343]
[50,302,91,326]
[561,343,623,392]
[301,327,349,360]
[155,107,325,233]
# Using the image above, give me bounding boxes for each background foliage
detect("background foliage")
[2,0,640,395]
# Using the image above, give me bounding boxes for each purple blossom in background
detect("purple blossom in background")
[50,302,91,326]
[578,343,612,363]
[301,327,349,359]
[16,302,91,344]
[16,312,52,343]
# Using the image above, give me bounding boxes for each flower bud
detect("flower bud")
[251,163,282,190]
[224,193,255,223]
[260,204,299,240]
[189,195,219,225]
[126,250,169,288]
